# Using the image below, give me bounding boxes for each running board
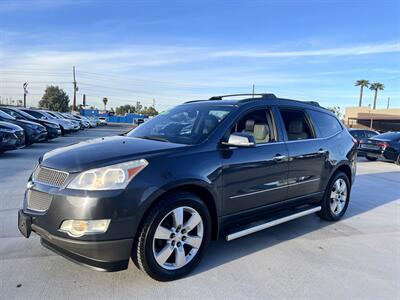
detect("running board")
[226,206,321,241]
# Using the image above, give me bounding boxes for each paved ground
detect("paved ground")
[1,127,399,300]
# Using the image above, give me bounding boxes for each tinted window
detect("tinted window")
[23,110,44,119]
[365,131,378,138]
[230,109,276,144]
[128,104,233,145]
[308,110,342,138]
[280,109,314,141]
[349,130,364,139]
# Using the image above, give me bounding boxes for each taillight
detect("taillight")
[377,142,389,149]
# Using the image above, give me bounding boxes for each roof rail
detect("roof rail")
[209,93,277,100]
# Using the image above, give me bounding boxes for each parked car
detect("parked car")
[98,117,108,125]
[18,94,357,281]
[20,109,75,135]
[348,128,379,148]
[88,116,100,126]
[358,131,400,164]
[0,110,47,145]
[0,121,25,152]
[63,113,91,128]
[45,111,81,131]
[0,107,61,140]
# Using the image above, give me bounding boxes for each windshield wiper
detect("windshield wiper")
[138,135,169,142]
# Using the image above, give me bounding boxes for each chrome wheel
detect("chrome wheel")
[330,178,347,215]
[152,206,204,270]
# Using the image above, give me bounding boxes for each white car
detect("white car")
[98,117,108,125]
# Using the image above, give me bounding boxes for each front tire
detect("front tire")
[133,192,211,281]
[318,171,350,221]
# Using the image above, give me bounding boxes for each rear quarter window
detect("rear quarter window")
[308,110,342,138]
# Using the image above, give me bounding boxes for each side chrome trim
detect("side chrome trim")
[229,178,320,199]
[226,206,321,241]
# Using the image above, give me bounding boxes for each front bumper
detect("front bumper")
[18,209,133,271]
[32,129,48,142]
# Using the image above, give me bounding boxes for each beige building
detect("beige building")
[344,106,400,131]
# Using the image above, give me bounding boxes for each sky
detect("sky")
[0,0,399,112]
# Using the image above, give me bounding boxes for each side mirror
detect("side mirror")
[222,132,256,147]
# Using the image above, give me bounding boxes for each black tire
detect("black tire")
[395,154,400,166]
[132,192,211,281]
[60,126,65,136]
[317,171,350,221]
[24,135,33,146]
[366,155,378,161]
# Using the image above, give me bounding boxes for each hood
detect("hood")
[41,120,60,128]
[0,121,23,131]
[16,119,46,128]
[41,136,187,172]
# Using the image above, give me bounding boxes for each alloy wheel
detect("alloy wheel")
[330,178,348,215]
[152,206,204,270]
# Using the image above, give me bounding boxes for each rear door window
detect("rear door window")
[308,110,342,138]
[279,109,315,141]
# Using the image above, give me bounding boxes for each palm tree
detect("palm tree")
[354,80,369,107]
[102,97,108,110]
[369,83,385,109]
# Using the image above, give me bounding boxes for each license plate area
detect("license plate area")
[18,210,32,238]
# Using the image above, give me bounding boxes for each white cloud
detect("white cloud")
[212,43,400,58]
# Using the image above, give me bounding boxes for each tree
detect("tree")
[135,101,143,113]
[39,86,70,112]
[140,106,159,116]
[326,106,342,119]
[115,104,136,115]
[369,82,384,109]
[102,97,108,110]
[354,79,369,107]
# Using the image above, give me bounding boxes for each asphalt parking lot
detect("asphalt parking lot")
[1,126,399,300]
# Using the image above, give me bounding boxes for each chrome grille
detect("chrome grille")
[27,190,53,212]
[33,166,69,187]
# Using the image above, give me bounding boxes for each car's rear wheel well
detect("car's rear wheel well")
[139,185,219,240]
[335,164,352,186]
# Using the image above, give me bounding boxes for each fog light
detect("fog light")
[59,219,110,237]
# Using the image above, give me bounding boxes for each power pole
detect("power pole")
[23,82,28,107]
[387,97,390,109]
[73,66,78,111]
[252,84,255,98]
[152,98,156,108]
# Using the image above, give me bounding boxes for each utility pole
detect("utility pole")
[23,82,28,107]
[73,66,78,111]
[252,84,255,98]
[152,98,156,108]
[387,97,390,109]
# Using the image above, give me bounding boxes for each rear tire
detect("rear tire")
[366,155,378,161]
[132,192,211,281]
[317,171,350,221]
[395,154,400,166]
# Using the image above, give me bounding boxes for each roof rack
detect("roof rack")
[209,93,277,100]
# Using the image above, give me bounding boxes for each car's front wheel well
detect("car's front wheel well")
[138,185,219,241]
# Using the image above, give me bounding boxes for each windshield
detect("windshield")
[13,109,35,119]
[0,110,16,120]
[128,104,234,145]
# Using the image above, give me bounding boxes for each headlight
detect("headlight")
[67,159,148,190]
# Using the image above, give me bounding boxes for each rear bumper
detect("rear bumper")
[19,210,133,272]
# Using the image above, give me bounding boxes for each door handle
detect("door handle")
[318,149,328,155]
[273,154,287,161]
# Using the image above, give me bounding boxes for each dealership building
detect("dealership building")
[344,106,400,132]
